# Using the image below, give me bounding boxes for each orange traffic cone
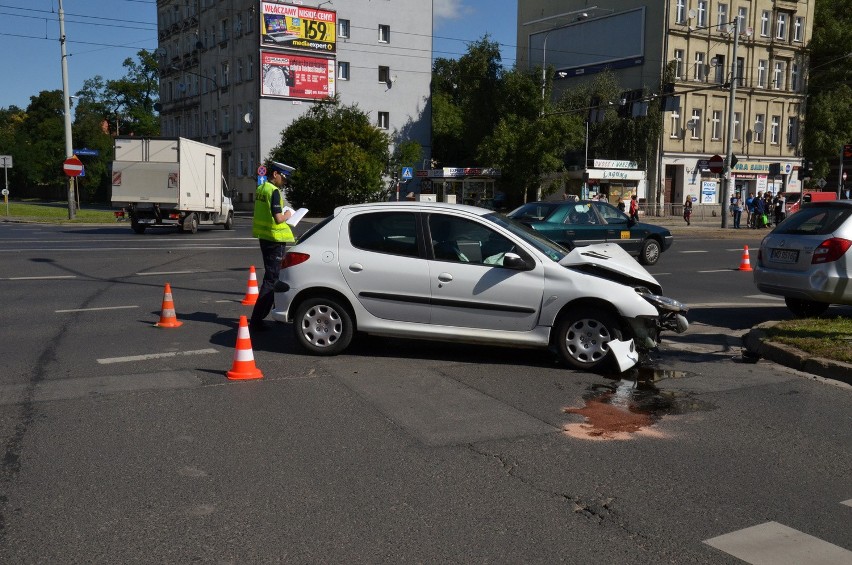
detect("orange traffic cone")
[154,283,183,328]
[241,265,259,305]
[227,316,264,381]
[738,245,753,271]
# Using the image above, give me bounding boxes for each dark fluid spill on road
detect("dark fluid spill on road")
[563,371,716,441]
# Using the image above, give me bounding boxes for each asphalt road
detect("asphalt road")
[0,218,850,563]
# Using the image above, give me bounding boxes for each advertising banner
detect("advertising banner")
[701,180,717,204]
[260,2,336,53]
[261,51,335,100]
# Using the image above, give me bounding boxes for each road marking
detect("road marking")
[842,500,852,508]
[97,348,218,365]
[136,270,209,276]
[697,269,734,273]
[680,250,709,253]
[649,272,671,276]
[56,305,139,313]
[4,275,77,280]
[704,521,852,564]
[686,301,784,308]
[744,294,784,301]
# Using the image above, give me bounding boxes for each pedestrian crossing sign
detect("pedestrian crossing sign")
[402,167,413,180]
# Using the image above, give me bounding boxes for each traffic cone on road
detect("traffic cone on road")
[154,283,183,328]
[227,316,264,381]
[738,245,753,272]
[241,265,259,305]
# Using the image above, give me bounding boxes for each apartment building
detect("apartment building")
[518,1,813,209]
[156,0,433,205]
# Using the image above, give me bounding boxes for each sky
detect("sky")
[0,0,519,110]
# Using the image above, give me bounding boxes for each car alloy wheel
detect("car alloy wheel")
[639,238,661,266]
[556,307,622,371]
[294,297,354,355]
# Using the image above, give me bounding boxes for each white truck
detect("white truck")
[111,137,234,234]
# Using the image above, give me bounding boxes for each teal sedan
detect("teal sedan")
[507,200,673,265]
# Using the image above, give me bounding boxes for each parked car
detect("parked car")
[506,200,673,265]
[754,200,852,317]
[784,191,836,216]
[271,202,688,372]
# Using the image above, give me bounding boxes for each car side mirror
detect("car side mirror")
[503,252,530,270]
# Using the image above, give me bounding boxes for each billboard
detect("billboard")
[260,2,336,53]
[260,51,335,101]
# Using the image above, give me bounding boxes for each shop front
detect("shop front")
[415,167,501,208]
[565,159,647,206]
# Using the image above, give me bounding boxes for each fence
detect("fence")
[639,203,724,221]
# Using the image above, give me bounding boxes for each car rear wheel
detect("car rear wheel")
[183,213,199,234]
[223,212,233,230]
[639,238,661,266]
[784,297,829,318]
[293,297,353,355]
[555,307,623,372]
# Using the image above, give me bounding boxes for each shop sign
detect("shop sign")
[701,181,717,204]
[425,168,501,178]
[593,159,638,170]
[587,169,645,181]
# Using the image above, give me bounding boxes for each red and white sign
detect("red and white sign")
[260,51,335,101]
[112,171,122,186]
[63,155,83,177]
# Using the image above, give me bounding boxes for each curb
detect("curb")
[742,321,852,386]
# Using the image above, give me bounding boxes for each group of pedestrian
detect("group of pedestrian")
[743,191,786,229]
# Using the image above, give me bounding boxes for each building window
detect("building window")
[378,65,390,83]
[757,59,767,88]
[673,49,684,79]
[245,9,253,34]
[770,115,780,144]
[790,62,800,92]
[714,54,725,84]
[377,111,389,130]
[711,110,722,140]
[776,12,788,40]
[760,10,770,36]
[236,104,243,132]
[378,24,390,44]
[737,7,748,31]
[339,19,350,38]
[219,18,229,42]
[691,109,702,139]
[238,152,246,177]
[675,0,685,24]
[733,111,742,141]
[736,57,745,86]
[773,60,786,90]
[787,117,799,146]
[670,110,681,138]
[754,114,765,142]
[246,103,254,130]
[233,13,242,36]
[203,111,209,136]
[247,55,254,80]
[694,52,706,81]
[221,61,229,86]
[212,110,218,136]
[717,3,728,32]
[793,17,804,42]
[338,61,350,80]
[697,1,707,28]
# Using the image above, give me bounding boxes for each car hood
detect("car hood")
[559,243,661,290]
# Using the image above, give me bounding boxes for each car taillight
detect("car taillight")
[281,251,310,268]
[812,238,852,264]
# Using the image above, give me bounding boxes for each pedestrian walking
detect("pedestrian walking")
[628,194,640,222]
[249,161,295,331]
[745,193,754,227]
[683,196,693,225]
[731,192,743,229]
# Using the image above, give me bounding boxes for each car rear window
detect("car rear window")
[508,203,557,222]
[774,206,851,236]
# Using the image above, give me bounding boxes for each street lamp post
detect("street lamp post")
[721,18,740,229]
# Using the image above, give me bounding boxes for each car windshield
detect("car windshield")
[507,202,558,222]
[774,206,851,236]
[485,213,568,262]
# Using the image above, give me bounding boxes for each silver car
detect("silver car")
[754,200,852,317]
[271,202,688,372]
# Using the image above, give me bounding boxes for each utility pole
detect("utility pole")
[59,0,76,219]
[721,18,739,229]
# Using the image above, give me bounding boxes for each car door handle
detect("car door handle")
[348,263,364,272]
[438,273,453,282]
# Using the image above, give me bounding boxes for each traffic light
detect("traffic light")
[844,144,852,161]
[768,163,781,176]
[800,159,814,179]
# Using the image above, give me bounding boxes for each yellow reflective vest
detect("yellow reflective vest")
[252,181,295,242]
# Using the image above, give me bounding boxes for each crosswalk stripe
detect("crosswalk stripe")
[842,499,852,508]
[704,521,852,565]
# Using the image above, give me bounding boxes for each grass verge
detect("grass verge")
[1,200,116,223]
[763,317,852,364]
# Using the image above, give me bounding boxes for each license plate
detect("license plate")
[620,231,630,240]
[770,248,799,263]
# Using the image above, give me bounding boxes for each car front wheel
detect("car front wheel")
[639,238,661,265]
[293,297,354,355]
[784,297,829,318]
[555,307,623,372]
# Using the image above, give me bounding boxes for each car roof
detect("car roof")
[333,201,494,217]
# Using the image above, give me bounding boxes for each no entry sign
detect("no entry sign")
[63,156,84,177]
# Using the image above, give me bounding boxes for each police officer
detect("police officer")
[250,161,295,331]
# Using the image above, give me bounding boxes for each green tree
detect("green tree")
[269,98,390,214]
[14,90,67,199]
[803,0,852,181]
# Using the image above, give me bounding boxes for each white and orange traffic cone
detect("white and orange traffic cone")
[738,245,753,272]
[154,283,183,328]
[227,316,264,381]
[241,265,259,305]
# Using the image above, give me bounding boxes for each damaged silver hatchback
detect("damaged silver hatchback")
[271,202,688,372]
